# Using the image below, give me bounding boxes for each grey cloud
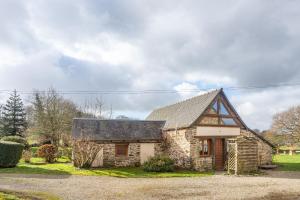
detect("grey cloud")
[1,0,300,129]
[139,0,300,86]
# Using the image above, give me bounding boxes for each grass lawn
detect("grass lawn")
[0,157,213,178]
[0,189,59,200]
[273,154,300,171]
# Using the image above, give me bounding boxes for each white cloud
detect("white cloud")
[183,72,235,86]
[230,87,300,130]
[0,47,25,66]
[236,102,255,116]
[174,82,207,100]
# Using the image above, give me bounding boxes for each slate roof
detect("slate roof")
[72,118,165,141]
[146,89,221,129]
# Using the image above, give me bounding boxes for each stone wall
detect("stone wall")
[162,128,193,168]
[102,143,141,167]
[115,143,140,167]
[103,144,115,166]
[163,127,214,171]
[95,142,163,167]
[154,143,164,156]
[241,130,273,165]
[190,127,213,171]
[193,157,213,171]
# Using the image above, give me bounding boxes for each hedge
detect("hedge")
[0,141,24,167]
[1,136,29,149]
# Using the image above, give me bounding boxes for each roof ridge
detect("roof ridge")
[73,118,165,122]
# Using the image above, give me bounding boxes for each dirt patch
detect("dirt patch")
[246,191,300,200]
[0,171,300,200]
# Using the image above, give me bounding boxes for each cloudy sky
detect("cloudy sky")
[1,0,300,130]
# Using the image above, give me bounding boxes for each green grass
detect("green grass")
[0,157,213,178]
[0,192,19,200]
[273,154,300,171]
[0,189,59,200]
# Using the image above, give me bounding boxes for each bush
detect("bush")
[142,155,175,172]
[73,140,102,168]
[37,144,57,163]
[0,141,24,167]
[58,147,72,160]
[22,149,31,163]
[1,136,29,149]
[31,147,38,157]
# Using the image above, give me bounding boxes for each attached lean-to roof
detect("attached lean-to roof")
[72,118,165,141]
[146,89,221,129]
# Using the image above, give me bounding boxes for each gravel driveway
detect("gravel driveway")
[1,171,300,200]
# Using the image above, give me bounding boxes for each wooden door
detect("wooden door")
[215,138,224,170]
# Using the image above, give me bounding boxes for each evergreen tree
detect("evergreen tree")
[0,104,4,136]
[1,90,27,136]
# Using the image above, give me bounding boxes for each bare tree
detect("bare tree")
[72,137,103,168]
[31,88,80,146]
[79,97,113,119]
[271,106,300,144]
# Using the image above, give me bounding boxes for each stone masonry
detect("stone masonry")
[163,127,213,171]
[162,129,193,168]
[102,143,140,167]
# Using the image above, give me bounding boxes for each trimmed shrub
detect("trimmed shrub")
[37,144,57,163]
[1,136,29,149]
[0,141,24,167]
[142,155,175,172]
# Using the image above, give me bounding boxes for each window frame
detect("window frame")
[115,144,129,157]
[200,96,240,127]
[199,139,212,157]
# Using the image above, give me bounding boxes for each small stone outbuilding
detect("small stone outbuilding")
[72,89,274,171]
[72,119,165,167]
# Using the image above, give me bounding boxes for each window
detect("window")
[220,118,237,125]
[115,144,128,156]
[212,101,218,112]
[199,139,212,157]
[219,102,230,115]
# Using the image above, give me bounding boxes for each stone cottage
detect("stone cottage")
[72,119,165,167]
[72,89,274,171]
